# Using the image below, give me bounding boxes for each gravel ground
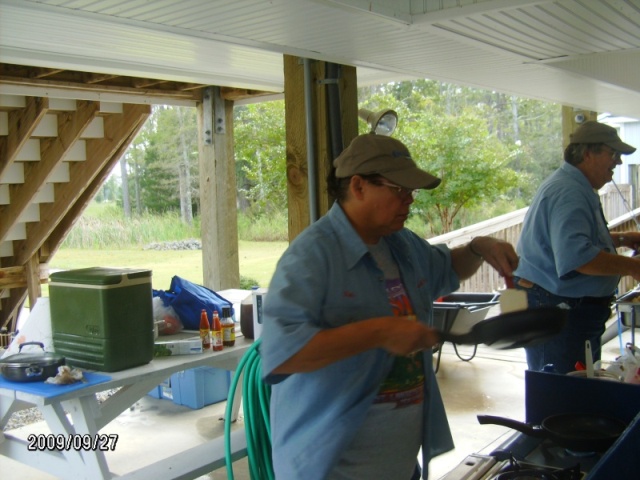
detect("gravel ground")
[2,389,119,432]
[143,239,201,250]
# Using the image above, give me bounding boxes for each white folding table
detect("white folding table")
[0,337,252,479]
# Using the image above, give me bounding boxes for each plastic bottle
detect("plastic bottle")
[211,310,223,351]
[221,307,236,347]
[199,309,211,350]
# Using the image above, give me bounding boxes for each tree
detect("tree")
[135,106,200,218]
[359,91,520,234]
[233,100,287,216]
[401,109,519,233]
[359,81,562,205]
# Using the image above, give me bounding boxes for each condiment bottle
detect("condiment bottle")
[221,307,235,347]
[211,310,223,351]
[199,309,211,350]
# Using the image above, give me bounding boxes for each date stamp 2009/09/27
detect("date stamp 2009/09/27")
[27,434,119,452]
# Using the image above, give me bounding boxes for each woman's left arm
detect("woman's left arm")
[451,236,519,280]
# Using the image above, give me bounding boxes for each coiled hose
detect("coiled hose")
[224,339,274,480]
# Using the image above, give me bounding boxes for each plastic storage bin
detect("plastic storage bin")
[49,267,154,372]
[148,377,172,399]
[167,367,231,409]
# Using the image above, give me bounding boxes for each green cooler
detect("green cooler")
[49,267,154,372]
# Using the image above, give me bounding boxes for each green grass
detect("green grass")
[47,240,288,296]
[46,204,290,297]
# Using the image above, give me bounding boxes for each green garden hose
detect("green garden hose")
[224,339,274,480]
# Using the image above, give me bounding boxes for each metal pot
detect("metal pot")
[0,342,65,383]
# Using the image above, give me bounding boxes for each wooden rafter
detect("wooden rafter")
[0,265,48,289]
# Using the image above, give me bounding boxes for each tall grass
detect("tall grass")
[237,210,288,241]
[62,202,288,248]
[53,203,289,290]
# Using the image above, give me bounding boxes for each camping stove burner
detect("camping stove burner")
[492,455,582,479]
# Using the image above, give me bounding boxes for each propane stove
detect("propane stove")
[439,369,640,480]
[440,432,599,480]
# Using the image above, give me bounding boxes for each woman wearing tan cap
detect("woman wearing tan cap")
[260,134,518,480]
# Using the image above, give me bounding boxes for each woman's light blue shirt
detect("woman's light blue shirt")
[260,202,458,480]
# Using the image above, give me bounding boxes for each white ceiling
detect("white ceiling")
[1,0,640,116]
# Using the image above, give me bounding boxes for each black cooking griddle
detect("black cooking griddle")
[438,306,567,349]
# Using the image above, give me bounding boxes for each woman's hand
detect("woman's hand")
[379,316,440,356]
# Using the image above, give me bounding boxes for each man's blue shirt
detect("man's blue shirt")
[260,202,458,480]
[515,162,619,297]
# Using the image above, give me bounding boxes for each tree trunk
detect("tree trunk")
[177,108,194,226]
[120,155,131,218]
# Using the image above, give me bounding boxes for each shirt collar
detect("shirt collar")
[326,202,410,270]
[326,202,370,270]
[560,161,598,193]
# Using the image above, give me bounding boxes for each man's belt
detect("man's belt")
[515,278,614,306]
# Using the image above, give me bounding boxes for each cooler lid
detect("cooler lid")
[50,267,151,285]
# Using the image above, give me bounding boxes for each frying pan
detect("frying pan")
[477,413,628,452]
[437,306,567,349]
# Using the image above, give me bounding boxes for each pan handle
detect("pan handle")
[477,415,547,438]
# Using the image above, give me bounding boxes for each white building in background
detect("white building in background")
[602,115,640,209]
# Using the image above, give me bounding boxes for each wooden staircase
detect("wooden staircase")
[0,95,151,330]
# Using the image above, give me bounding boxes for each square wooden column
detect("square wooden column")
[198,87,240,290]
[283,55,358,241]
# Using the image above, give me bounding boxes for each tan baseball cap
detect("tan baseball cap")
[570,121,636,154]
[333,134,441,189]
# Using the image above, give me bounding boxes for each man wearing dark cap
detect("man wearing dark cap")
[514,121,640,374]
[260,134,518,480]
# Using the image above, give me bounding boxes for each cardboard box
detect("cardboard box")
[153,337,203,356]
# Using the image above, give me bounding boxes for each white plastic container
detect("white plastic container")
[252,288,268,339]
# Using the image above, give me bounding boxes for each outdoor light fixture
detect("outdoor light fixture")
[358,108,398,136]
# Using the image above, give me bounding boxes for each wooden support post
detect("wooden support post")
[198,87,240,290]
[283,56,358,241]
[561,106,597,147]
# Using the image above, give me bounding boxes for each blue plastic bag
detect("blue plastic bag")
[153,276,234,330]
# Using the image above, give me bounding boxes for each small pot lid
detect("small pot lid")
[0,342,65,367]
[0,352,64,368]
